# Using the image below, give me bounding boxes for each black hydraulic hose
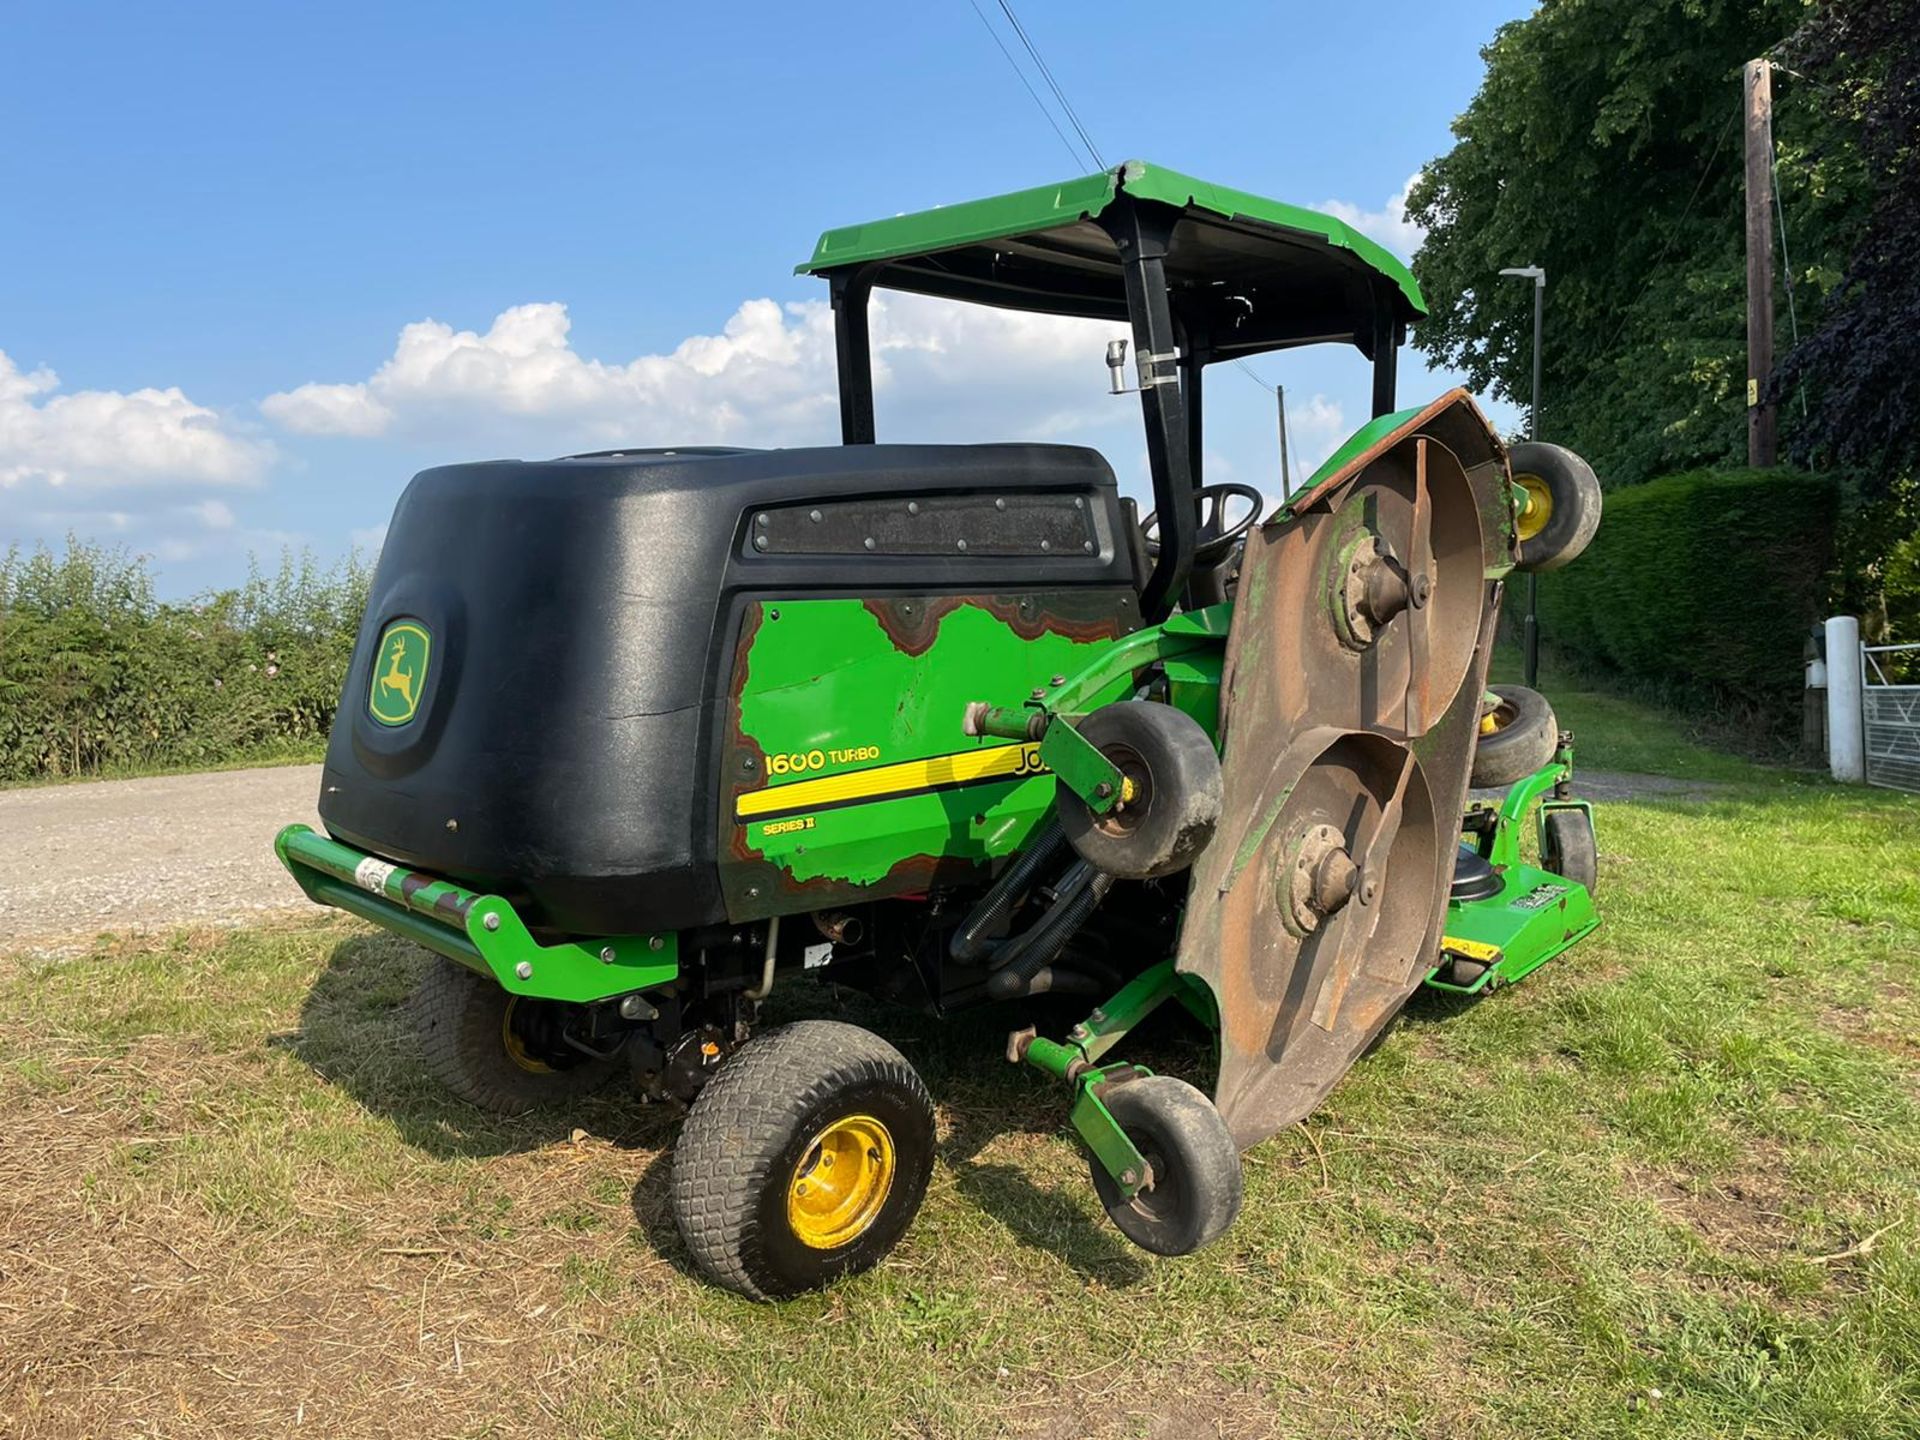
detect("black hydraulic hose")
[949,818,1068,962]
[988,859,1096,973]
[1014,966,1106,997]
[987,867,1116,1000]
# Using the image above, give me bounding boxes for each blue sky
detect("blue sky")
[0,0,1530,595]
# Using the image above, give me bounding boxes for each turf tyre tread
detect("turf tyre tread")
[671,1020,935,1301]
[411,955,615,1115]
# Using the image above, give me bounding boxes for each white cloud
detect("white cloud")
[188,498,236,530]
[0,349,269,491]
[1318,174,1425,260]
[260,295,1131,453]
[259,379,391,438]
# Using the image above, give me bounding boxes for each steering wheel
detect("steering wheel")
[1142,483,1267,563]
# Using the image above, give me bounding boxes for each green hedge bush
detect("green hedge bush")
[0,539,367,782]
[1537,467,1838,728]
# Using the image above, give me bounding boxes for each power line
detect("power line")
[1233,359,1276,391]
[1770,145,1810,420]
[994,0,1105,171]
[963,0,1086,170]
[962,0,1284,421]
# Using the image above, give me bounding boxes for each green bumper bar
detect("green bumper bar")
[274,824,678,1004]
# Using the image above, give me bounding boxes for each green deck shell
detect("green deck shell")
[1426,751,1600,995]
[1427,858,1599,995]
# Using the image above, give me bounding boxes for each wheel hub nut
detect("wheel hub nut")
[1281,824,1357,936]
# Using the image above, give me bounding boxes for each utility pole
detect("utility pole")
[1276,384,1292,499]
[1744,57,1777,467]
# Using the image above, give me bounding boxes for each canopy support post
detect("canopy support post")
[830,267,879,444]
[1104,201,1195,624]
[1369,303,1401,418]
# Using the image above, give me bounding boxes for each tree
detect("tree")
[1774,0,1920,487]
[1404,0,1860,487]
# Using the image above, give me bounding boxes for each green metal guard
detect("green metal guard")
[275,824,679,1004]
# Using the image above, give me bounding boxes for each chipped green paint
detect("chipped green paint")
[728,598,1140,896]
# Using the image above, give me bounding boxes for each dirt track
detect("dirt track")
[0,764,322,950]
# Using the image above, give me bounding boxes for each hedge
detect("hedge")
[1536,467,1838,726]
[0,540,367,782]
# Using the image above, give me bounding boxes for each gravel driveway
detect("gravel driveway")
[0,764,322,950]
[1,762,1723,952]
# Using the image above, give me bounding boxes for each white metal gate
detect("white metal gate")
[1864,643,1920,794]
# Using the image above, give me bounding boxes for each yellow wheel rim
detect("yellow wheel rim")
[1513,474,1553,541]
[1480,691,1507,735]
[500,998,554,1074]
[787,1114,895,1250]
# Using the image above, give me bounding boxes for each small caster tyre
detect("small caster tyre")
[1057,702,1223,880]
[1439,957,1492,989]
[1088,1075,1243,1256]
[670,1021,935,1301]
[1542,808,1599,893]
[1470,684,1559,789]
[1509,442,1602,573]
[411,955,618,1114]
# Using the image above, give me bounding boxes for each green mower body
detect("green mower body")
[276,159,1604,1298]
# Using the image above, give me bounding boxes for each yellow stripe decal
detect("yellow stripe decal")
[736,743,1046,820]
[1441,935,1502,962]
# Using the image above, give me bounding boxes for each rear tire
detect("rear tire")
[1470,684,1559,789]
[1542,808,1599,893]
[1057,703,1222,879]
[411,956,618,1114]
[1509,442,1602,573]
[1088,1075,1242,1256]
[671,1021,935,1301]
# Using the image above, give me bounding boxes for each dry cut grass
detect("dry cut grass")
[3,709,1918,1438]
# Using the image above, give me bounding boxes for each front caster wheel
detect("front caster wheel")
[670,1021,935,1301]
[1469,684,1559,789]
[1088,1075,1243,1256]
[1542,808,1599,893]
[1509,441,1602,573]
[1057,702,1223,880]
[411,955,618,1114]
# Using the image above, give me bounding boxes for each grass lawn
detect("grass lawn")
[2,687,1916,1438]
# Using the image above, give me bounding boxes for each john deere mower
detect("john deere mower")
[277,161,1603,1300]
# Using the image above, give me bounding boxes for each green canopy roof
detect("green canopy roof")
[799,160,1425,361]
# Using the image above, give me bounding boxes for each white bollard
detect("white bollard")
[1824,615,1865,783]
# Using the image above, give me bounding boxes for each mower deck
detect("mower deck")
[1431,861,1599,995]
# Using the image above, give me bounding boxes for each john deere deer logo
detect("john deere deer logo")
[368,620,431,726]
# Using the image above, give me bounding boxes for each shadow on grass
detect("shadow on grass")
[280,931,1175,1287]
[273,932,676,1162]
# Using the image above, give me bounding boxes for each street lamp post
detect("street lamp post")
[1500,265,1546,687]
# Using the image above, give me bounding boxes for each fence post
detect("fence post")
[1824,615,1864,783]
[1803,626,1827,758]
